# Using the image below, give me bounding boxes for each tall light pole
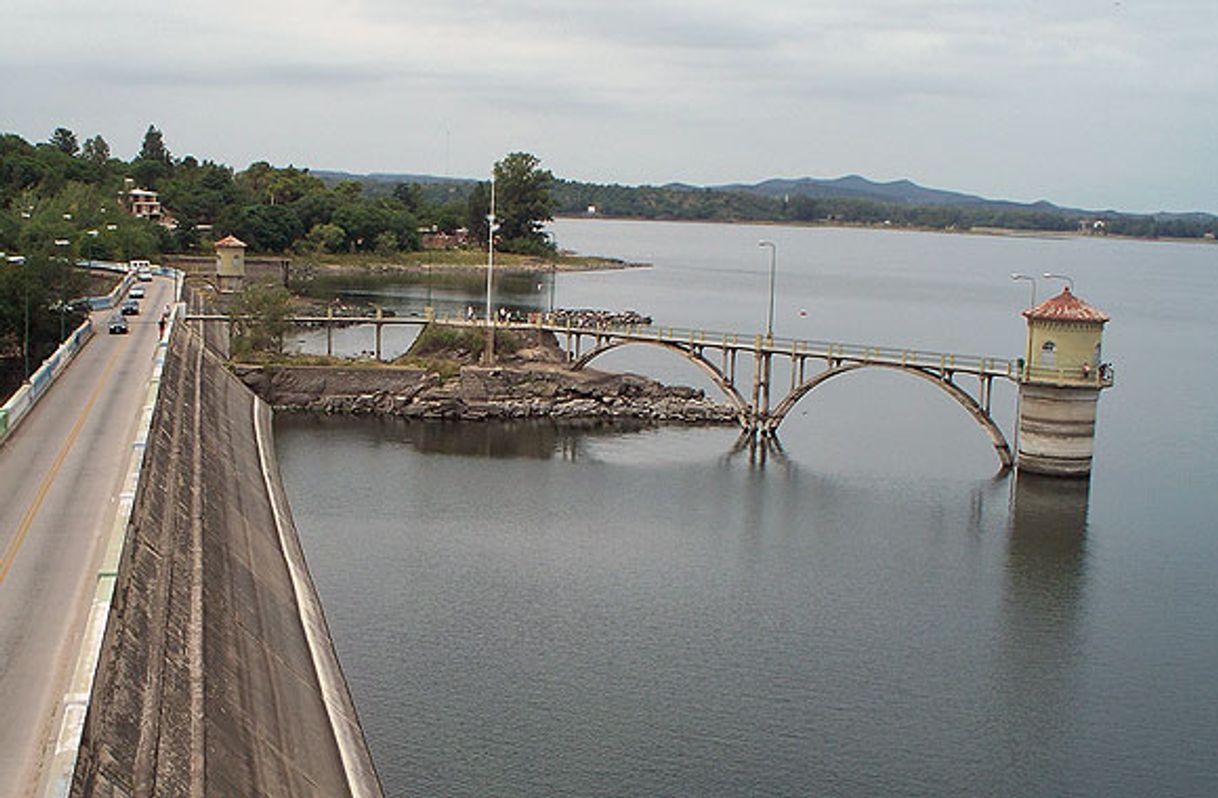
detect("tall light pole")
[483,176,499,364]
[13,255,30,381]
[1011,273,1037,308]
[1011,273,1037,381]
[758,240,776,341]
[1042,272,1074,292]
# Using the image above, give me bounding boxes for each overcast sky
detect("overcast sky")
[3,0,1216,213]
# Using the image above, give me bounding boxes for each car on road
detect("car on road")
[120,299,140,316]
[137,268,153,282]
[129,286,146,299]
[108,315,128,334]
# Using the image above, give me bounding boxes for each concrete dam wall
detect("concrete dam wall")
[71,327,381,797]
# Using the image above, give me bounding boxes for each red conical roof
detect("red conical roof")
[1023,287,1109,323]
[214,234,247,249]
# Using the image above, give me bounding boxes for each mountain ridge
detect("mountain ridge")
[311,169,1213,222]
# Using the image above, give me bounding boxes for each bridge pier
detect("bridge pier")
[748,341,773,432]
[1016,383,1104,477]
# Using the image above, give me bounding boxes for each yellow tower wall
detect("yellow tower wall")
[1027,319,1103,383]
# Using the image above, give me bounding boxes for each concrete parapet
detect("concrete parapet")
[70,329,382,797]
[1016,383,1102,477]
[0,319,95,449]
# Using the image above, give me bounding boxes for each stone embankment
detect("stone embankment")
[235,363,738,424]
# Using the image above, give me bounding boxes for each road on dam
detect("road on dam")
[0,276,173,797]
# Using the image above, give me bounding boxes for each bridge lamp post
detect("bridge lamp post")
[10,255,30,382]
[1011,273,1037,381]
[759,240,777,342]
[483,176,499,364]
[1042,272,1074,293]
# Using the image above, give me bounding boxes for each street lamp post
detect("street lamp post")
[483,176,499,364]
[19,257,30,382]
[1011,273,1037,381]
[1011,273,1037,308]
[758,240,776,341]
[549,262,556,315]
[1042,272,1075,292]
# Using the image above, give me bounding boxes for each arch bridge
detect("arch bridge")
[543,320,1019,469]
[186,311,1022,468]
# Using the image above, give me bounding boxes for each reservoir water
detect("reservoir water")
[275,220,1218,797]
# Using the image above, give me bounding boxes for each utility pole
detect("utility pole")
[483,176,498,364]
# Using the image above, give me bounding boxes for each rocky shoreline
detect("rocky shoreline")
[234,362,739,425]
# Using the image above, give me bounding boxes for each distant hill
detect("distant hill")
[312,168,1217,238]
[312,169,473,188]
[711,175,1081,214]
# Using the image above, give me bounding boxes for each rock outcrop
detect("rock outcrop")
[234,363,738,425]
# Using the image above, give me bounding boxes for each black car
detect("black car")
[120,299,140,316]
[108,315,129,334]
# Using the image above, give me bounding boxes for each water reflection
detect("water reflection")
[1008,472,1090,568]
[997,472,1091,792]
[297,270,555,321]
[725,431,789,469]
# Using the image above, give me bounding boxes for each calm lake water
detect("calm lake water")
[275,220,1218,797]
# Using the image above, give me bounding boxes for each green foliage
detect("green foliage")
[300,223,347,254]
[81,135,110,164]
[331,200,418,252]
[231,283,293,356]
[374,231,398,256]
[50,127,78,156]
[550,179,1218,238]
[159,159,239,224]
[408,323,519,359]
[468,152,556,254]
[138,125,171,165]
[232,204,303,253]
[0,253,90,379]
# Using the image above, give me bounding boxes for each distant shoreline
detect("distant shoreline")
[552,213,1218,245]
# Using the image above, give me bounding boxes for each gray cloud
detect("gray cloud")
[2,0,1216,211]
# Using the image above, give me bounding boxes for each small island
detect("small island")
[233,321,737,426]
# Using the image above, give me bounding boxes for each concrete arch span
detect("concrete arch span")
[766,362,1013,469]
[570,339,751,423]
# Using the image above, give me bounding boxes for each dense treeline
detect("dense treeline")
[1,127,557,262]
[551,180,1218,239]
[0,125,557,397]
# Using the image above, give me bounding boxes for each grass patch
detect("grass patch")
[407,323,520,359]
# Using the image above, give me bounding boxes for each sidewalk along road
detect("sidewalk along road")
[0,276,174,798]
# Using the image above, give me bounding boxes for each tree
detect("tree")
[50,128,78,156]
[232,204,303,252]
[392,182,422,213]
[81,135,110,164]
[466,180,491,245]
[231,284,293,356]
[300,222,346,254]
[485,152,556,254]
[138,124,171,165]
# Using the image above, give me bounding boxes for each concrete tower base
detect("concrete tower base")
[1017,383,1101,477]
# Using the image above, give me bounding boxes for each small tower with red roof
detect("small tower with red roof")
[1017,286,1113,477]
[215,234,247,293]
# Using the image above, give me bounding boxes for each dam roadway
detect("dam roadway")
[0,277,171,796]
[1,277,380,797]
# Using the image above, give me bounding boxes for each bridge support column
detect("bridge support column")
[1016,383,1102,477]
[749,346,773,434]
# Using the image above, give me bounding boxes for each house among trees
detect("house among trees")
[119,178,163,222]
